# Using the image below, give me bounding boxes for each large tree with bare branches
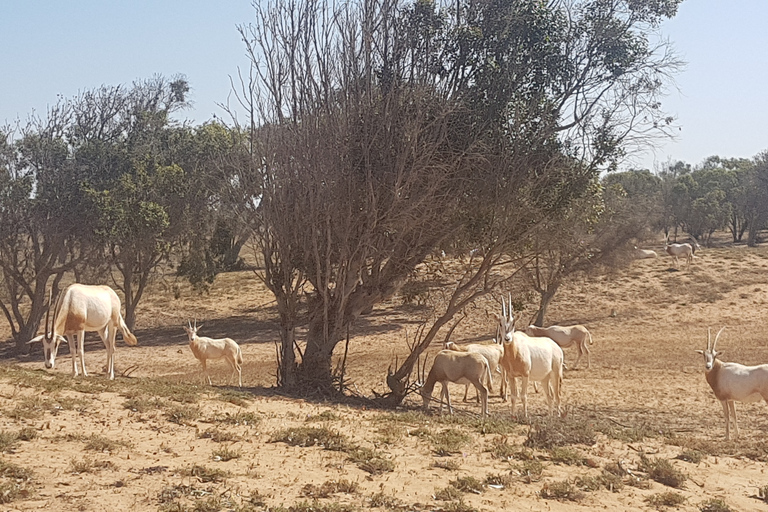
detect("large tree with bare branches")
[231,0,681,394]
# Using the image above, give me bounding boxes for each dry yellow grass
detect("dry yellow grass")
[0,237,767,510]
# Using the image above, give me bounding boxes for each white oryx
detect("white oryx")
[183,320,243,388]
[443,341,507,402]
[525,324,593,369]
[697,327,768,440]
[29,284,138,379]
[420,350,492,417]
[664,235,694,268]
[633,246,658,259]
[497,297,564,417]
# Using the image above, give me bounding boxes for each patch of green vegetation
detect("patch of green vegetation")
[513,460,544,483]
[347,447,394,475]
[214,388,253,407]
[645,491,687,509]
[165,405,201,425]
[698,498,733,512]
[69,457,116,474]
[434,486,463,501]
[199,428,240,443]
[549,447,587,466]
[639,455,687,488]
[573,471,623,493]
[84,434,131,452]
[123,396,166,413]
[539,480,585,502]
[301,479,359,498]
[524,418,596,449]
[375,424,405,444]
[305,410,339,422]
[434,500,478,512]
[483,472,512,488]
[288,501,356,512]
[432,459,461,471]
[368,492,404,510]
[213,410,260,426]
[179,464,230,483]
[676,449,704,464]
[450,476,484,494]
[212,446,241,462]
[431,429,472,456]
[0,459,34,504]
[271,426,354,452]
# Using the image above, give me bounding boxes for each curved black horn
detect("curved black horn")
[44,287,52,342]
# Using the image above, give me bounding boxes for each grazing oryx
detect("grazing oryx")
[443,341,507,402]
[420,350,492,417]
[697,327,768,440]
[525,324,593,369]
[498,297,564,417]
[29,284,138,380]
[633,246,658,259]
[664,235,694,268]
[183,320,243,388]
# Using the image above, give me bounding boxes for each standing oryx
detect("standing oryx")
[29,284,138,380]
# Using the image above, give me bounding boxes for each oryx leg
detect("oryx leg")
[66,334,80,377]
[100,326,116,380]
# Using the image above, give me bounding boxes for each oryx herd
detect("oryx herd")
[27,278,764,440]
[29,283,244,387]
[421,295,767,441]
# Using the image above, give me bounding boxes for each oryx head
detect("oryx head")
[183,319,202,341]
[696,327,725,371]
[27,288,63,369]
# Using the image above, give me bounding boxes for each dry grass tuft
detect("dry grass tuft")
[639,455,687,488]
[271,426,354,452]
[645,491,687,509]
[430,429,472,456]
[524,417,596,449]
[301,479,359,498]
[540,480,585,501]
[698,498,734,512]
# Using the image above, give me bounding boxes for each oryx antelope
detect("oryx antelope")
[443,341,507,402]
[498,297,564,417]
[664,235,694,268]
[525,324,593,369]
[420,350,492,417]
[697,327,768,440]
[29,284,138,380]
[633,246,658,259]
[183,320,243,388]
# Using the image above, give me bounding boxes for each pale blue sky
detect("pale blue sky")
[1,1,766,171]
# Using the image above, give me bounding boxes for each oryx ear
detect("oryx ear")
[27,335,44,345]
[196,324,203,331]
[695,350,704,355]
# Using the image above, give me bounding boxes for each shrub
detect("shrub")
[524,418,596,449]
[640,455,687,488]
[271,427,353,452]
[540,480,585,502]
[698,498,733,512]
[645,492,687,509]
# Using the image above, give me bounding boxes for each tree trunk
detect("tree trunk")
[298,316,340,389]
[534,286,559,327]
[279,325,297,388]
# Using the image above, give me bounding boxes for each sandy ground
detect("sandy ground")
[2,239,768,511]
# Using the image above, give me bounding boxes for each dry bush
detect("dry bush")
[549,447,587,466]
[524,418,596,449]
[165,405,201,425]
[639,455,687,488]
[676,449,704,464]
[301,479,359,498]
[645,491,687,509]
[212,410,260,426]
[289,501,356,512]
[434,486,463,501]
[540,480,585,502]
[69,457,116,474]
[271,426,353,452]
[305,410,339,422]
[432,459,462,471]
[450,476,484,494]
[430,429,472,456]
[347,447,394,475]
[698,498,734,512]
[211,446,241,461]
[0,459,34,504]
[179,464,230,483]
[198,428,240,443]
[483,473,513,488]
[513,460,545,483]
[375,424,405,445]
[84,434,131,452]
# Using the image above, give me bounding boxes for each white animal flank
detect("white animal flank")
[30,284,137,380]
[525,324,593,369]
[664,235,694,268]
[633,246,658,259]
[184,320,243,388]
[443,341,507,402]
[420,350,491,417]
[697,327,768,440]
[498,297,564,417]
